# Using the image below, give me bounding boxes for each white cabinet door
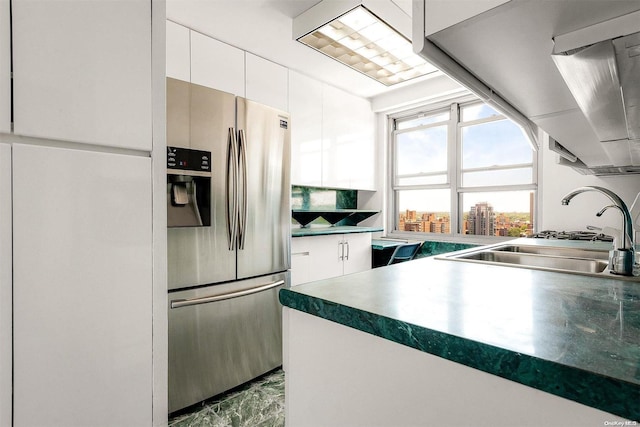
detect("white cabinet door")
[12,144,152,427]
[12,0,152,151]
[322,84,376,190]
[246,53,288,112]
[291,233,372,285]
[291,235,344,283]
[190,30,245,96]
[0,144,11,427]
[0,0,9,134]
[348,97,376,190]
[289,71,322,187]
[291,238,312,286]
[343,233,372,275]
[167,20,191,81]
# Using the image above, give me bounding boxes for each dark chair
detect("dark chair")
[387,242,422,265]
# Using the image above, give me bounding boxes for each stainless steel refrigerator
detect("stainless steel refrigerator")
[166,78,290,413]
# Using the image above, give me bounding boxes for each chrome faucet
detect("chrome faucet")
[561,186,635,276]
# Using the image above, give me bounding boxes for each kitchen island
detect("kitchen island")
[280,238,639,426]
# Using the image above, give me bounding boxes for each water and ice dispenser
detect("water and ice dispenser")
[167,146,211,227]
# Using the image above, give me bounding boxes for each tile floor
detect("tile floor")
[168,369,285,427]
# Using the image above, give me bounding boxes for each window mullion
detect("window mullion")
[449,102,459,235]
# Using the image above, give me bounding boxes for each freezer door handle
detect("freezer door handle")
[226,127,239,250]
[238,129,248,250]
[170,280,285,309]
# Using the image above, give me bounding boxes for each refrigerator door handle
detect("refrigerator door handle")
[226,127,239,250]
[238,129,248,250]
[170,280,285,309]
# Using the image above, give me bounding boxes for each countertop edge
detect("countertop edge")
[279,288,639,421]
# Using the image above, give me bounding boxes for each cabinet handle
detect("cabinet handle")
[345,240,350,261]
[338,241,344,260]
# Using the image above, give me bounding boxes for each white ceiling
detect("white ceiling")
[166,0,438,99]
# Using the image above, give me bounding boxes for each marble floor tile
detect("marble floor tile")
[169,369,285,427]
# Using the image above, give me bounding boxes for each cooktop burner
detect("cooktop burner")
[530,230,613,242]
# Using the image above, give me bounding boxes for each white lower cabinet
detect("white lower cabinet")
[291,233,372,286]
[12,144,152,427]
[285,309,619,426]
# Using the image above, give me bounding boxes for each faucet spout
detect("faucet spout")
[561,186,635,275]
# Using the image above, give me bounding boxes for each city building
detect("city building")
[467,202,495,236]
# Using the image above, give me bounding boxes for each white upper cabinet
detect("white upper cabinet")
[190,30,245,96]
[12,0,151,151]
[289,71,375,190]
[167,21,190,82]
[289,71,323,187]
[245,53,288,112]
[0,0,9,134]
[322,84,375,190]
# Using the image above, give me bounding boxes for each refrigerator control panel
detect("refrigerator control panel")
[167,146,211,173]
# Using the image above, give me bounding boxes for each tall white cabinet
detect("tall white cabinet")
[0,144,11,427]
[12,145,153,427]
[4,1,157,426]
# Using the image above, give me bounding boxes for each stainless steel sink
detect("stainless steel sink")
[435,243,620,278]
[493,245,610,261]
[456,250,608,273]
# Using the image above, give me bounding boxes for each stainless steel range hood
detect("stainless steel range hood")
[551,12,640,163]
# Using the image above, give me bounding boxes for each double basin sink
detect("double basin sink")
[436,242,637,279]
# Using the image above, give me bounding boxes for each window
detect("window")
[390,98,537,238]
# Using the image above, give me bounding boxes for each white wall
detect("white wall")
[540,133,640,237]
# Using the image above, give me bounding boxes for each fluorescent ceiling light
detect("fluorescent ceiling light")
[296,5,438,86]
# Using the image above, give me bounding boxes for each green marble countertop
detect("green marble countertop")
[292,225,383,237]
[280,238,640,420]
[371,238,407,249]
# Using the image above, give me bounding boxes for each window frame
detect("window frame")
[387,95,538,243]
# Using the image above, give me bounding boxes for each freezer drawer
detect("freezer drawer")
[168,272,286,413]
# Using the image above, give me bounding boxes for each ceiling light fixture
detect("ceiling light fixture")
[294,3,439,86]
